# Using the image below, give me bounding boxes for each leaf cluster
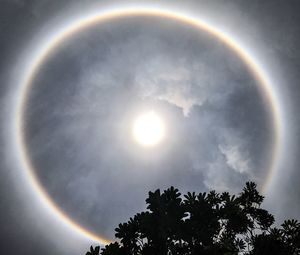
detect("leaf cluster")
[87,182,300,255]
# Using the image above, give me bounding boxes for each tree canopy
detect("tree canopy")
[86,182,300,255]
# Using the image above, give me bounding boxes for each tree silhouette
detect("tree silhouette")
[86,182,300,255]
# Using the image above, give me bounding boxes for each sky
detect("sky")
[0,1,300,254]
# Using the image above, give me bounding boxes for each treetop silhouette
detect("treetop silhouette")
[87,182,300,255]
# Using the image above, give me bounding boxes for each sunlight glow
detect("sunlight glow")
[133,111,165,146]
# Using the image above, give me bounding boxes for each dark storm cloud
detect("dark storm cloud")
[1,1,300,255]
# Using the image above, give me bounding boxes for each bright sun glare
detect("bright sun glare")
[133,111,165,147]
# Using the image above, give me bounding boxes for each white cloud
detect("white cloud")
[203,135,254,192]
[219,144,250,174]
[134,55,226,117]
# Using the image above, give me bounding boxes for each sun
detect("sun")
[132,111,165,147]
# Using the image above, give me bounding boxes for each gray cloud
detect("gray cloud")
[1,1,300,255]
[21,15,273,240]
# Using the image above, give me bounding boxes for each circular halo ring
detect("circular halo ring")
[14,6,283,244]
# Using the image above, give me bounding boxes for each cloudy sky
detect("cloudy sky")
[1,1,300,254]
